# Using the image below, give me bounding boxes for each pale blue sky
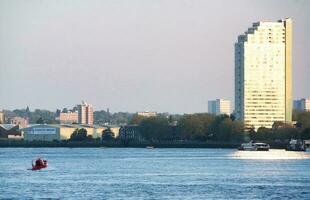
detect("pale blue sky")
[0,0,309,113]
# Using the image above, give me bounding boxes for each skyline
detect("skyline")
[1,0,310,114]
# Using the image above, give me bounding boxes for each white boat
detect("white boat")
[238,141,270,151]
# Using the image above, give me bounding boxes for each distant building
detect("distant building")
[21,124,106,141]
[0,124,23,140]
[9,117,28,128]
[59,111,78,124]
[235,18,292,130]
[208,99,231,115]
[0,111,4,124]
[78,101,94,125]
[293,98,310,111]
[137,111,157,118]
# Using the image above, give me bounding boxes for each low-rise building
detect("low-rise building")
[9,117,28,128]
[137,111,157,118]
[0,124,23,140]
[59,111,78,124]
[21,124,107,141]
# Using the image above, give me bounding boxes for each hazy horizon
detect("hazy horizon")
[1,0,309,114]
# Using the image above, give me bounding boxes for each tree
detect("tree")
[230,114,236,121]
[296,111,310,129]
[177,113,215,140]
[36,117,45,124]
[256,127,272,140]
[139,116,171,140]
[102,128,115,141]
[302,128,310,140]
[231,120,244,141]
[69,128,89,141]
[129,114,146,125]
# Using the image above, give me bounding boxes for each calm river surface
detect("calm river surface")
[1,148,310,199]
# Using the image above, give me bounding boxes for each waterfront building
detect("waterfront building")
[78,101,94,125]
[208,99,231,115]
[293,98,310,111]
[59,111,78,124]
[235,18,292,130]
[0,124,23,140]
[21,124,106,141]
[137,111,157,118]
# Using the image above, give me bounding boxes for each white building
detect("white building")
[235,18,292,130]
[208,99,231,115]
[137,111,157,117]
[293,98,310,111]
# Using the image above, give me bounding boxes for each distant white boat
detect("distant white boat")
[146,146,155,149]
[238,141,270,151]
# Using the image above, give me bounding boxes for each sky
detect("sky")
[0,0,309,114]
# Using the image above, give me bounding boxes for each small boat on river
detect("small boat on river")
[31,158,48,170]
[238,141,270,151]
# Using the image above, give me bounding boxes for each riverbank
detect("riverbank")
[0,140,288,149]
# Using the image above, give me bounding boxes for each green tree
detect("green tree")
[70,128,89,141]
[129,114,146,125]
[296,111,310,129]
[302,128,310,140]
[102,128,115,141]
[36,117,45,124]
[139,116,171,140]
[177,113,215,140]
[256,127,272,140]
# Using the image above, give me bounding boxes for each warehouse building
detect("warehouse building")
[21,124,108,141]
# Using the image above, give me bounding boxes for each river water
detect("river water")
[1,148,310,199]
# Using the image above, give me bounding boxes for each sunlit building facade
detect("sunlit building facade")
[59,111,78,124]
[137,111,157,118]
[235,18,292,130]
[78,101,94,125]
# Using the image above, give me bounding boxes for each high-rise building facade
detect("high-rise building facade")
[208,99,231,115]
[78,101,94,125]
[293,98,310,111]
[235,18,292,130]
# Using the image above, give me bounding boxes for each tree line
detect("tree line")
[129,113,244,142]
[129,111,310,142]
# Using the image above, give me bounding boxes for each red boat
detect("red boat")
[31,158,48,170]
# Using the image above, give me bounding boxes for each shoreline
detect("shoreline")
[0,140,288,149]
